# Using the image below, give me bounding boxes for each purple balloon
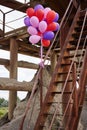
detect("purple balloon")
[27,26,38,35]
[34,4,44,11]
[54,13,59,22]
[39,21,47,33]
[24,17,31,26]
[29,35,41,44]
[43,31,54,40]
[55,23,60,31]
[30,16,39,27]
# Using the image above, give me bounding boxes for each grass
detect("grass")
[0,107,8,118]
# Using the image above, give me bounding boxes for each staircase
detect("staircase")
[33,4,87,130]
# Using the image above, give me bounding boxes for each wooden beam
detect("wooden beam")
[0,78,33,91]
[0,58,39,69]
[0,0,28,13]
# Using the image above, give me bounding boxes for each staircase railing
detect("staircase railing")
[19,0,81,129]
[48,9,87,130]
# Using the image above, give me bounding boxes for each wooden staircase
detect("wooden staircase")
[33,6,87,130]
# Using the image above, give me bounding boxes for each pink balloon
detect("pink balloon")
[29,35,41,44]
[44,7,51,19]
[27,26,38,35]
[39,21,47,33]
[30,16,39,27]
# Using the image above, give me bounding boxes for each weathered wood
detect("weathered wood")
[0,78,34,91]
[0,58,39,69]
[8,37,18,120]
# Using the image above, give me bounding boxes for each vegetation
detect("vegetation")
[0,107,8,118]
[0,98,8,118]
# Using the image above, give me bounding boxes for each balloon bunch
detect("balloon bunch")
[24,4,60,67]
[24,4,60,47]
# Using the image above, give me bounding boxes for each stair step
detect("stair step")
[74,25,87,32]
[63,53,84,59]
[47,101,73,105]
[58,71,72,75]
[67,46,86,51]
[72,30,87,38]
[54,79,72,84]
[69,38,86,44]
[52,92,72,95]
[77,19,87,26]
[52,91,72,94]
[44,113,72,117]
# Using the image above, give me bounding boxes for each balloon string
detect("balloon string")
[39,41,44,68]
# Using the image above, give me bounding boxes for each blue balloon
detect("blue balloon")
[43,31,54,40]
[24,17,31,26]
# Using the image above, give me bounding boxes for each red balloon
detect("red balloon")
[46,10,56,24]
[38,31,42,36]
[47,22,57,31]
[35,9,44,21]
[26,8,35,17]
[42,39,50,47]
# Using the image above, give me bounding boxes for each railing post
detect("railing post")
[72,62,78,117]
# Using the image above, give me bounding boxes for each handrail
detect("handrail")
[19,0,74,129]
[48,8,87,130]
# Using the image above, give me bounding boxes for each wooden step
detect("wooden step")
[67,46,86,51]
[54,79,72,84]
[74,25,87,32]
[58,71,72,75]
[52,91,72,94]
[47,101,73,105]
[63,53,84,59]
[69,37,86,44]
[72,30,87,39]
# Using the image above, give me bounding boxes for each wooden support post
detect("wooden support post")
[8,37,18,120]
